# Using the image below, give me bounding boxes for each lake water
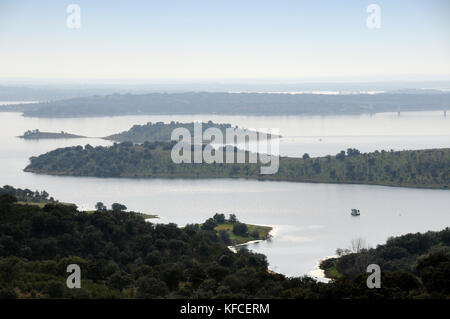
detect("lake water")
[0,109,449,278]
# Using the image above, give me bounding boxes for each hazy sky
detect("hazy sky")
[0,0,449,80]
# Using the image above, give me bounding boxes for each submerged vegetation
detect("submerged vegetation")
[24,142,450,189]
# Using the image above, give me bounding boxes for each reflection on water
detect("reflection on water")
[0,110,449,277]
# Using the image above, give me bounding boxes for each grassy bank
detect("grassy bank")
[197,213,272,246]
[16,200,76,209]
[214,223,272,245]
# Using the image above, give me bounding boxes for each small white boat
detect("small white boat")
[351,209,360,216]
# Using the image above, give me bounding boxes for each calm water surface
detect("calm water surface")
[0,110,449,277]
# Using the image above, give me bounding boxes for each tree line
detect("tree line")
[25,142,450,189]
[12,91,450,117]
[321,228,450,297]
[0,185,55,203]
[104,121,273,144]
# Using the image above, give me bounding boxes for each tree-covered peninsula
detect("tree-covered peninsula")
[24,142,450,189]
[104,121,279,143]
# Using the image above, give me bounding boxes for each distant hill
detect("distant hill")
[6,91,450,117]
[104,121,280,143]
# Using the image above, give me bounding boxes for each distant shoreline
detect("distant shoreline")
[18,130,86,139]
[3,91,449,118]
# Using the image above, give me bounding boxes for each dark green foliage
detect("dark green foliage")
[251,230,260,239]
[0,195,279,298]
[321,228,450,297]
[218,230,231,244]
[233,223,248,236]
[416,252,450,295]
[0,185,56,204]
[0,288,18,299]
[95,202,107,211]
[136,277,169,298]
[111,203,127,211]
[201,218,217,231]
[25,143,450,189]
[228,214,238,223]
[213,213,226,224]
[107,271,132,292]
[46,281,65,298]
[1,194,448,299]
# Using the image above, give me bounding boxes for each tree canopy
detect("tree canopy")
[0,193,448,299]
[25,143,450,189]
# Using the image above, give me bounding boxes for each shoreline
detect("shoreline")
[227,225,276,253]
[309,254,338,283]
[23,165,450,191]
[3,108,448,118]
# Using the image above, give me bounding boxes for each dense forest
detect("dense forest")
[7,91,450,117]
[0,193,448,299]
[320,229,450,297]
[104,121,278,143]
[24,142,450,189]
